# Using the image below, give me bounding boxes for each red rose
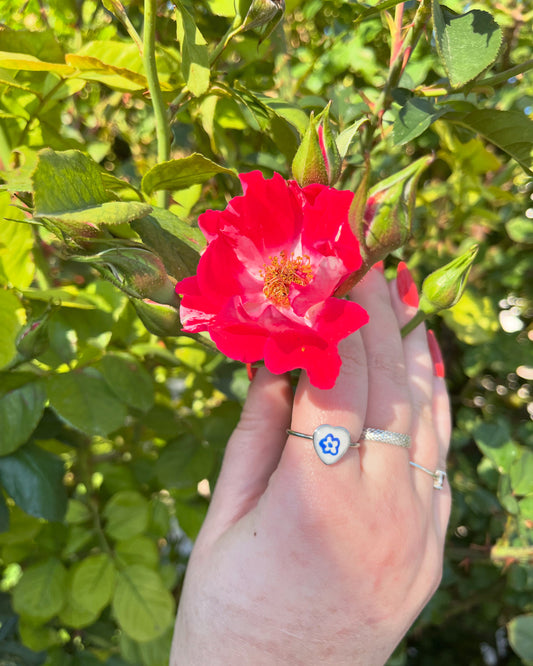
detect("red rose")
[176,171,368,389]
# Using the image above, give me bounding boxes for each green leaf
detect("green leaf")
[97,353,154,412]
[0,191,35,288]
[66,54,146,92]
[508,615,533,664]
[519,496,533,520]
[336,118,367,159]
[0,504,42,544]
[0,382,47,456]
[175,2,210,98]
[103,490,150,541]
[175,497,208,540]
[115,536,160,570]
[444,106,533,173]
[0,443,67,522]
[432,3,502,88]
[113,565,175,642]
[0,147,38,192]
[58,579,99,629]
[69,553,116,616]
[65,41,156,92]
[13,557,67,624]
[32,149,151,229]
[510,450,533,496]
[0,289,23,369]
[0,27,65,62]
[141,154,236,196]
[506,217,533,244]
[473,420,520,473]
[0,491,9,532]
[46,369,128,437]
[59,554,116,629]
[0,50,74,75]
[260,98,310,136]
[156,434,215,491]
[0,371,39,398]
[131,208,203,282]
[354,0,406,23]
[441,289,499,345]
[207,0,236,16]
[393,98,449,145]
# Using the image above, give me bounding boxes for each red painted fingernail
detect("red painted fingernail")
[246,363,257,381]
[374,260,385,274]
[427,330,445,378]
[397,262,419,308]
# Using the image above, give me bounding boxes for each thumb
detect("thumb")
[203,367,293,535]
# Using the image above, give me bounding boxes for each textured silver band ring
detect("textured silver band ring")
[287,425,359,465]
[360,427,411,448]
[409,461,447,489]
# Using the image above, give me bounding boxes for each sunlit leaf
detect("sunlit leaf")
[113,565,175,642]
[141,154,236,196]
[432,3,502,88]
[175,2,210,97]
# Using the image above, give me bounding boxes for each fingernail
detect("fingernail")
[427,330,445,378]
[374,260,385,274]
[397,261,419,308]
[246,362,258,381]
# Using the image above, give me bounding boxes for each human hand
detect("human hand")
[171,267,452,666]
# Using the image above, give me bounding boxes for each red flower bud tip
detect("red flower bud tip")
[427,329,445,378]
[397,261,419,308]
[373,260,385,274]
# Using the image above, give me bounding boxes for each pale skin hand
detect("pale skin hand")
[171,269,452,666]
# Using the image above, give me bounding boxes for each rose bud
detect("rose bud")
[132,298,181,337]
[16,307,55,359]
[359,155,432,260]
[74,246,178,306]
[336,155,432,295]
[292,103,342,187]
[241,0,285,39]
[419,244,479,315]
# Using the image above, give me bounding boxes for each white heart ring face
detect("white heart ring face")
[312,425,352,465]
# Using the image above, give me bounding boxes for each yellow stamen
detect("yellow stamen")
[261,251,313,308]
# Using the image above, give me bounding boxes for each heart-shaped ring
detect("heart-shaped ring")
[287,425,359,465]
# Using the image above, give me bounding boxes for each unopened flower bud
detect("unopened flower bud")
[241,0,285,39]
[336,155,432,296]
[419,245,479,314]
[132,298,181,337]
[74,246,178,306]
[16,307,54,359]
[292,104,342,187]
[355,155,433,262]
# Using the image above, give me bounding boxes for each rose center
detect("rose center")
[261,251,313,307]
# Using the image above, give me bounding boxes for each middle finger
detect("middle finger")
[350,269,412,481]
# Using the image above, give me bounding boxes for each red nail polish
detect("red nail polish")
[374,260,385,274]
[246,363,257,381]
[427,330,445,378]
[397,262,419,308]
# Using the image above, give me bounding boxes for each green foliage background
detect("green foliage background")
[0,0,531,664]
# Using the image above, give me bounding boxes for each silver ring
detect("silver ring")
[409,461,447,489]
[287,425,359,465]
[360,427,411,448]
